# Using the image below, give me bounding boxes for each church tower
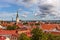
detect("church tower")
[16,11,19,24]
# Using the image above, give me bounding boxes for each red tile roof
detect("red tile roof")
[41,24,60,30]
[41,24,60,35]
[0,36,6,40]
[18,30,32,37]
[0,30,18,36]
[16,23,23,28]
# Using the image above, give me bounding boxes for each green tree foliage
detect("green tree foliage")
[35,23,40,26]
[53,35,60,40]
[31,27,47,40]
[31,27,60,40]
[47,33,55,40]
[18,33,30,40]
[7,25,17,30]
[17,27,60,40]
[23,22,28,25]
[47,34,60,40]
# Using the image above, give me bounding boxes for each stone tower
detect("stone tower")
[16,11,19,24]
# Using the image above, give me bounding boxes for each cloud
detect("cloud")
[0,0,38,8]
[0,0,60,20]
[22,0,38,4]
[18,0,60,20]
[21,11,30,18]
[35,0,60,19]
[21,14,27,18]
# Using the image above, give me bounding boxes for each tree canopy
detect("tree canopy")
[18,33,30,40]
[7,25,17,30]
[31,27,47,40]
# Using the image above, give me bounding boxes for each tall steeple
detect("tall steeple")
[16,11,19,18]
[16,11,19,24]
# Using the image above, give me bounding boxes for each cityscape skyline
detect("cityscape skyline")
[0,0,60,21]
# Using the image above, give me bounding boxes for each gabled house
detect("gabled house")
[40,23,60,35]
[0,30,18,40]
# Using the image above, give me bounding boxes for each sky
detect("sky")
[0,0,60,21]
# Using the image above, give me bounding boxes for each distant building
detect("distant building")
[0,25,6,29]
[40,23,60,35]
[0,30,18,40]
[16,11,19,24]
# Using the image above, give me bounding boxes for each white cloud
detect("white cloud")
[0,0,38,8]
[0,0,60,20]
[36,0,60,19]
[21,14,27,18]
[21,11,30,18]
[34,13,40,16]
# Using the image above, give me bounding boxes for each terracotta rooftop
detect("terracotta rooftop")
[41,24,60,30]
[0,30,18,36]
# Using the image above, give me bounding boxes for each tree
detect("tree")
[35,23,40,26]
[47,33,55,40]
[18,33,30,40]
[7,26,12,30]
[48,34,60,40]
[53,35,60,40]
[7,25,17,30]
[31,27,47,40]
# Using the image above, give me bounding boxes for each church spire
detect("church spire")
[16,11,19,24]
[16,11,19,18]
